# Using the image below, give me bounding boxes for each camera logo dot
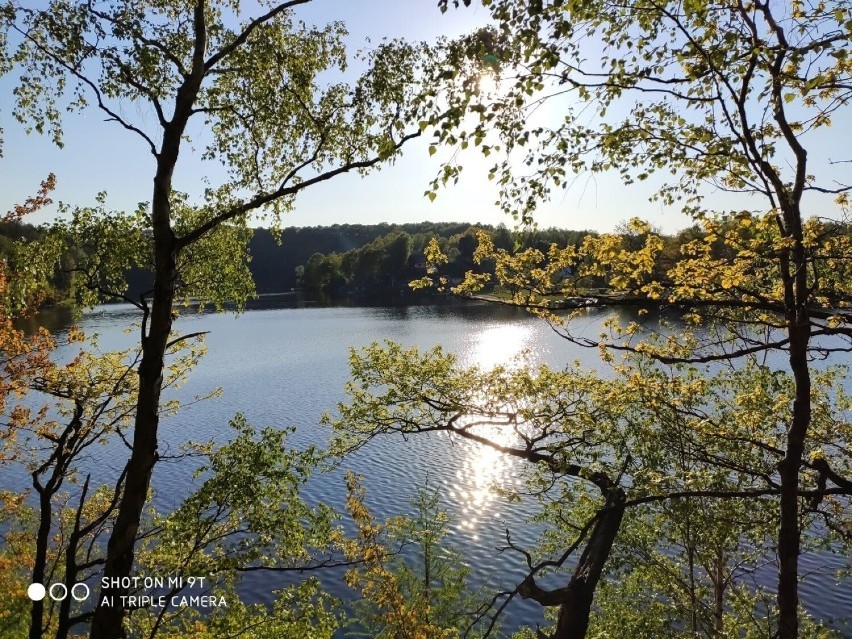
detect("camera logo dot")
[27,583,46,601]
[27,582,90,602]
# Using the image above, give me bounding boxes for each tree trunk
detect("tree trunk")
[55,475,92,639]
[30,413,79,639]
[777,320,810,639]
[553,487,626,639]
[89,214,177,639]
[29,487,53,639]
[88,11,206,630]
[89,118,185,636]
[552,585,596,639]
[773,190,811,639]
[520,486,626,639]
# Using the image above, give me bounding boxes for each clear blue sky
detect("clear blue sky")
[1,1,848,233]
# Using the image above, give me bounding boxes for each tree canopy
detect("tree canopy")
[384,1,852,637]
[2,1,431,637]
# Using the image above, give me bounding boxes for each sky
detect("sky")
[1,0,849,234]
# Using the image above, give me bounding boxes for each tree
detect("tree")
[380,231,414,289]
[328,338,850,639]
[1,190,348,638]
[0,188,233,639]
[3,2,428,636]
[303,251,345,295]
[342,473,480,639]
[126,416,342,639]
[420,2,852,637]
[9,335,210,639]
[1,360,347,639]
[0,178,64,639]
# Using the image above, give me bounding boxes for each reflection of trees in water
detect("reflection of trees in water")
[13,304,76,334]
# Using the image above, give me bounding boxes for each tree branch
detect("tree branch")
[175,130,421,249]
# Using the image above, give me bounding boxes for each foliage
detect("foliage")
[128,581,338,639]
[301,230,415,296]
[430,0,851,222]
[592,497,847,639]
[0,185,54,639]
[2,3,434,635]
[0,322,214,638]
[128,415,341,639]
[328,339,850,638]
[297,224,600,297]
[249,222,491,295]
[2,1,850,638]
[415,3,852,636]
[140,416,337,577]
[432,214,852,346]
[342,473,479,639]
[0,491,33,639]
[5,2,427,212]
[0,218,600,303]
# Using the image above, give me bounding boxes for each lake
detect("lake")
[10,296,851,634]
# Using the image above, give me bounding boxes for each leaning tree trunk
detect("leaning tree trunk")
[89,200,178,639]
[520,485,626,639]
[29,482,54,639]
[89,120,189,639]
[554,487,626,639]
[29,409,81,639]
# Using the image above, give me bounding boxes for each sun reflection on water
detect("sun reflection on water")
[469,323,532,369]
[447,323,533,536]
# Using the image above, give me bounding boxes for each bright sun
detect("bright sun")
[477,73,499,97]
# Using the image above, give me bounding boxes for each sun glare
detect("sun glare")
[444,323,532,536]
[477,72,499,98]
[468,323,531,369]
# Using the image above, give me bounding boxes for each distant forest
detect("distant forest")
[0,220,593,303]
[5,219,849,303]
[288,223,595,298]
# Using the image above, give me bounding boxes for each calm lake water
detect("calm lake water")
[11,296,851,633]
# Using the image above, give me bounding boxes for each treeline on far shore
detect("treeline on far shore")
[4,218,851,304]
[0,220,592,303]
[290,222,593,298]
